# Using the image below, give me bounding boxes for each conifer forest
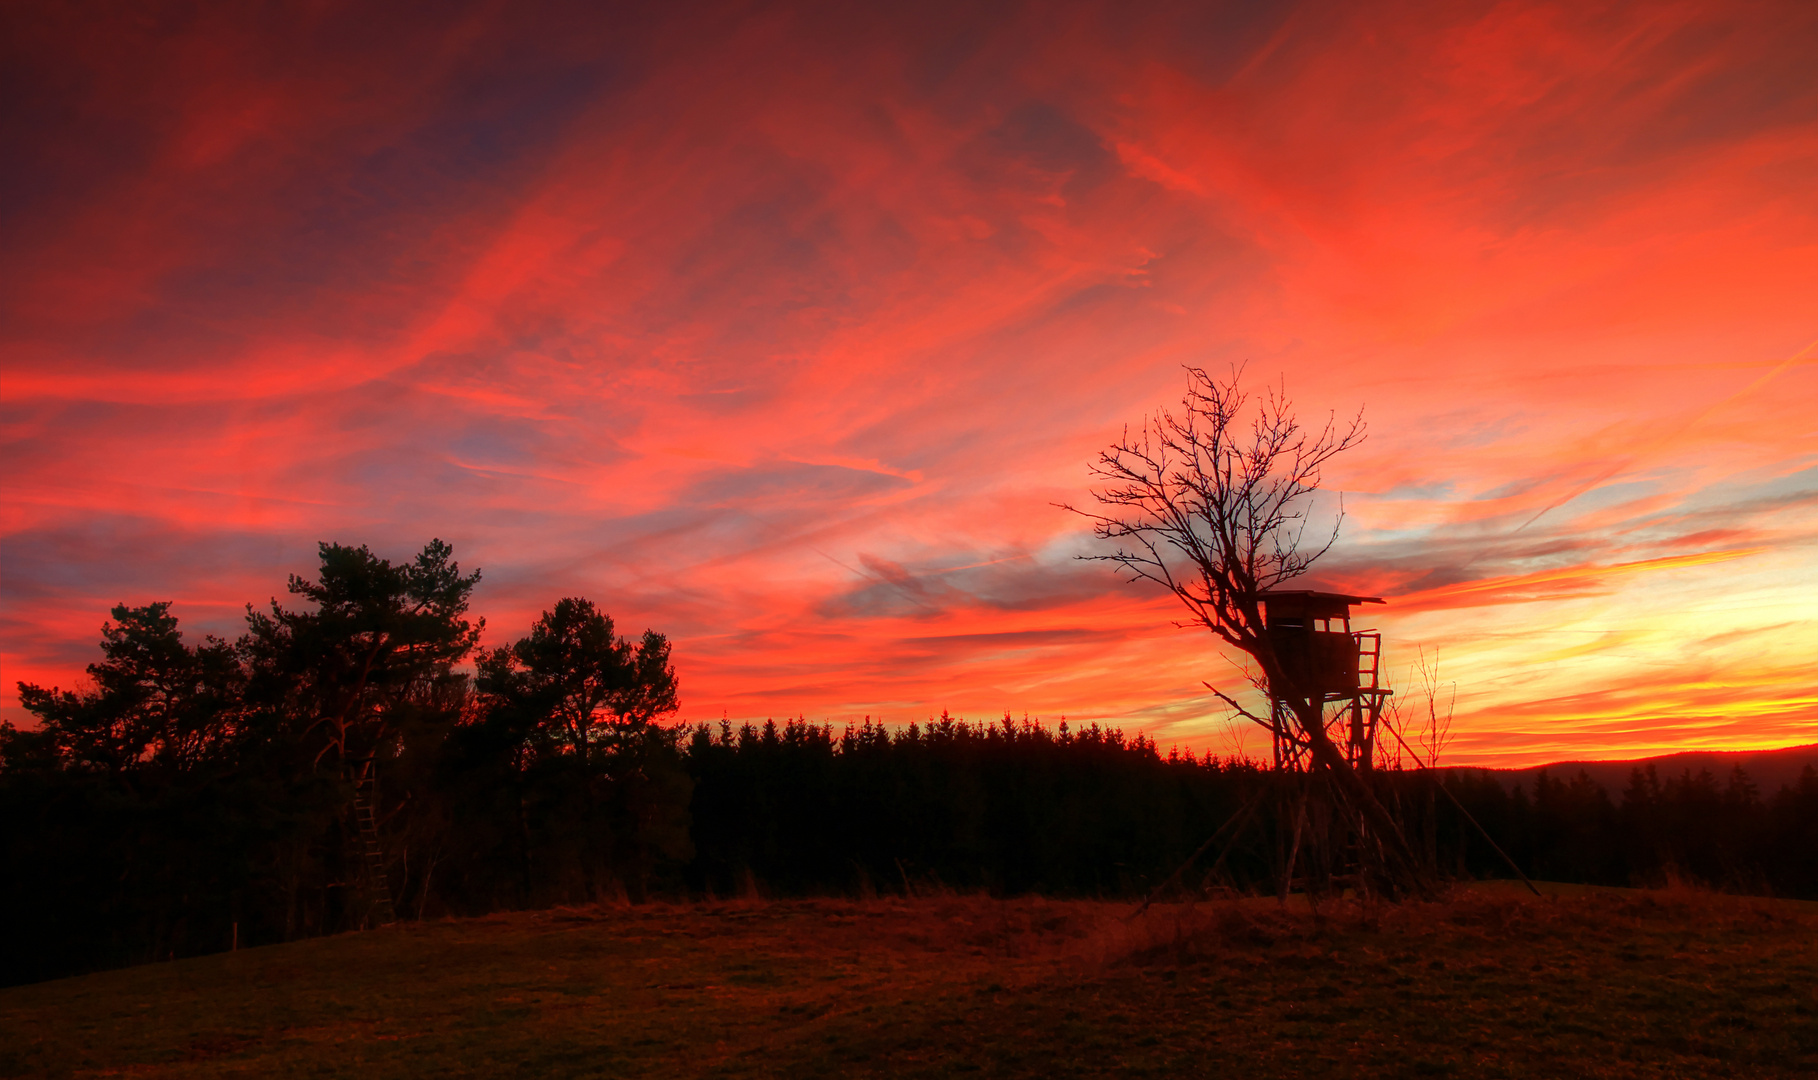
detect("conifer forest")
[4,540,1814,988]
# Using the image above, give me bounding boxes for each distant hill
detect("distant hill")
[1464,742,1818,796]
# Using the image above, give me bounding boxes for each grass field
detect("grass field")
[3,885,1815,1078]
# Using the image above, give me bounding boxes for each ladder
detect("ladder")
[1350,633,1385,770]
[1355,632,1382,692]
[353,767,396,927]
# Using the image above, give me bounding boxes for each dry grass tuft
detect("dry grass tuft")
[1094,882,1818,970]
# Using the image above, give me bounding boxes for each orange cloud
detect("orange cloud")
[1394,548,1770,610]
[3,1,1815,765]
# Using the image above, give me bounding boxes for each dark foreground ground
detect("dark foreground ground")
[3,884,1815,1079]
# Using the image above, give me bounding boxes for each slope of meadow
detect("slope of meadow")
[3,886,1815,1079]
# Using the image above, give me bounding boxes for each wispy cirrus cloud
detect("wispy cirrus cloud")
[3,0,1814,764]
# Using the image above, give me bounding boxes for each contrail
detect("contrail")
[1509,334,1818,536]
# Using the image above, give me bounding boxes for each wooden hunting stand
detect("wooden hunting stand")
[1257,590,1390,773]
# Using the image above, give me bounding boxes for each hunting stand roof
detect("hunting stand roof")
[1255,590,1385,624]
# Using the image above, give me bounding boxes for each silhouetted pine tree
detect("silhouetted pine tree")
[5,559,1816,987]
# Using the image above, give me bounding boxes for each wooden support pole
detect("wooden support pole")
[1129,788,1266,919]
[1279,783,1310,905]
[1378,717,1541,898]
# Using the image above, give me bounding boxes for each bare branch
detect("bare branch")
[1066,365,1364,651]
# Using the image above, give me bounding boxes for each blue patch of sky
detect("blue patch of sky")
[0,517,294,625]
[1358,481,1459,502]
[446,425,549,471]
[686,461,914,508]
[1549,477,1664,518]
[1676,462,1818,515]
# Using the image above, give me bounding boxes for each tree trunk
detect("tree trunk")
[518,791,535,905]
[1294,700,1432,899]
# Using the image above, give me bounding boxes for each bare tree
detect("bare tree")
[1410,646,1456,876]
[1070,366,1429,897]
[1413,646,1457,770]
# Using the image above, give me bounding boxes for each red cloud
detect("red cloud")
[4,1,1815,763]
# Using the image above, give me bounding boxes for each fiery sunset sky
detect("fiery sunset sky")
[4,1,1815,765]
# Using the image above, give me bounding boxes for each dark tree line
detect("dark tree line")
[2,540,686,984]
[683,714,1256,899]
[4,539,1815,986]
[1436,763,1818,899]
[680,718,1816,905]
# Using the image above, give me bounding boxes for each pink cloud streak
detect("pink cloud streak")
[3,0,1814,764]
